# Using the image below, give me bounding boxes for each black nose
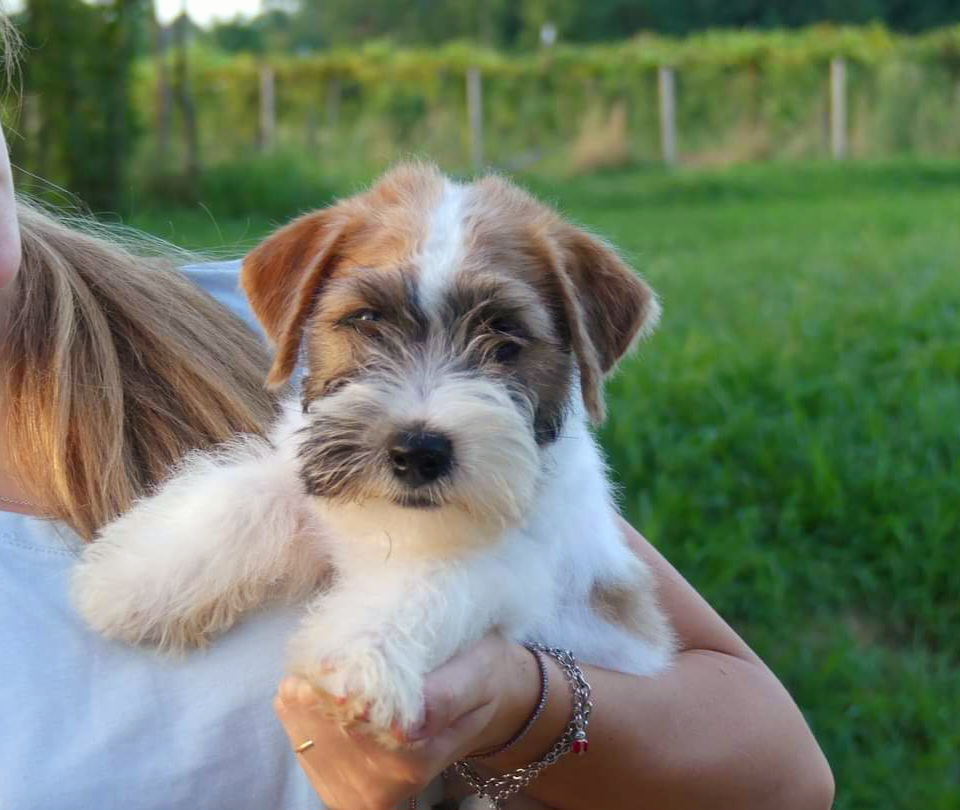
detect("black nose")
[388,431,453,488]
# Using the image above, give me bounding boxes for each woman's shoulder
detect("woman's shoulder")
[0,513,317,809]
[180,259,264,339]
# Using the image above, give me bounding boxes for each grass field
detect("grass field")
[131,160,960,810]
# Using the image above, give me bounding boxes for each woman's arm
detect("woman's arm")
[275,520,834,810]
[469,518,835,810]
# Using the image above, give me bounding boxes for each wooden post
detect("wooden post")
[173,10,200,188]
[325,77,341,131]
[18,94,41,179]
[259,64,276,153]
[305,107,319,152]
[830,57,847,160]
[657,66,677,166]
[467,67,484,170]
[154,22,172,167]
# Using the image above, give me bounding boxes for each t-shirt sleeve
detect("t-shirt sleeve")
[179,259,305,386]
[180,259,265,341]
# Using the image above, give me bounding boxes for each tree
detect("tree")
[20,0,150,213]
[211,18,265,53]
[287,0,960,48]
[286,0,520,48]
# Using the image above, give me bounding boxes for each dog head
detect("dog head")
[242,163,658,539]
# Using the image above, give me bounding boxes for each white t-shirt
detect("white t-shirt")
[0,261,318,810]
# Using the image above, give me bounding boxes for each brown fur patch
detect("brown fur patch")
[465,174,658,424]
[242,162,657,424]
[590,556,674,651]
[591,581,650,637]
[241,209,347,386]
[241,163,444,388]
[333,161,445,273]
[300,271,427,404]
[556,224,659,374]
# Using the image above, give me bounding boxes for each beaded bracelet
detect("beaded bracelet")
[453,644,593,809]
[466,644,550,760]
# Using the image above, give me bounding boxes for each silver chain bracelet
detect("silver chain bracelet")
[453,644,593,809]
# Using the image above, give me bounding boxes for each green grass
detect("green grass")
[129,160,960,810]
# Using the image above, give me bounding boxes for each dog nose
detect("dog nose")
[388,431,453,487]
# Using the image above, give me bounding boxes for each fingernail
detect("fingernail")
[296,680,318,706]
[279,677,300,702]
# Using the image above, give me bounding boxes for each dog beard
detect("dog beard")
[297,352,544,554]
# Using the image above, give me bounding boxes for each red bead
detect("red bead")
[572,738,589,754]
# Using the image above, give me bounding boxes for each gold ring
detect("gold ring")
[294,739,316,754]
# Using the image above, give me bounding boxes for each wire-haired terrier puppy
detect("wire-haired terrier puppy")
[74,163,675,741]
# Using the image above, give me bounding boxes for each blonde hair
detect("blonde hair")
[0,8,19,87]
[1,202,276,540]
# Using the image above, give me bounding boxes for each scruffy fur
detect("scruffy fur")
[73,163,675,747]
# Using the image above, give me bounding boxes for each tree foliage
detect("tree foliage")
[207,0,960,53]
[18,0,151,212]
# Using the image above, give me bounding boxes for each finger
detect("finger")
[279,675,309,705]
[279,674,337,711]
[273,695,332,792]
[277,688,429,810]
[275,687,363,792]
[424,633,498,725]
[284,675,374,729]
[274,693,332,775]
[413,634,502,744]
[277,686,402,781]
[276,693,387,810]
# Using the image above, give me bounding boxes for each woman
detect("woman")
[0,19,833,810]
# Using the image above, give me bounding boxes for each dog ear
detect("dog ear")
[241,209,350,389]
[549,225,660,423]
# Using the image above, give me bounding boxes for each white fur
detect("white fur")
[75,393,672,713]
[72,407,328,652]
[417,179,469,313]
[304,353,541,548]
[71,173,673,807]
[74,391,673,810]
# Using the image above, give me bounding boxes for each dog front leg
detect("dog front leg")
[287,559,516,744]
[73,437,326,652]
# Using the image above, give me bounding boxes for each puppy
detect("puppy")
[73,163,674,743]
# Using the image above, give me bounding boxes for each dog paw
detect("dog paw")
[72,540,234,653]
[288,630,426,742]
[73,551,163,647]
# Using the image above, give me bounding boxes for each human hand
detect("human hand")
[274,632,542,810]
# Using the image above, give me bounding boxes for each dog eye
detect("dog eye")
[342,309,383,336]
[494,341,523,364]
[485,319,527,364]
